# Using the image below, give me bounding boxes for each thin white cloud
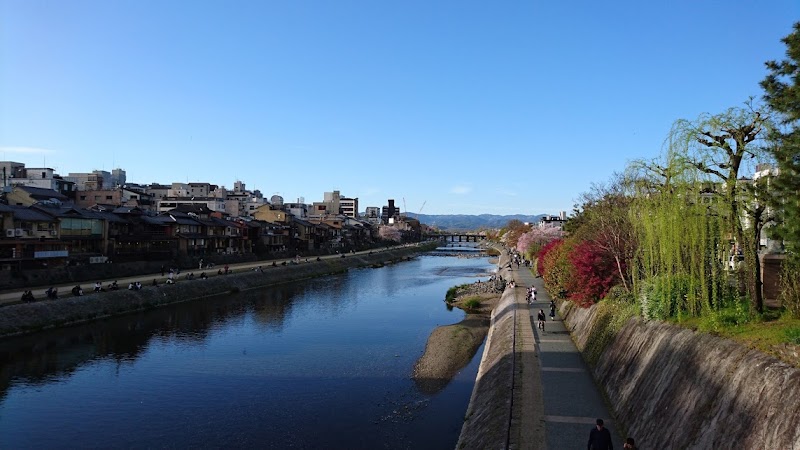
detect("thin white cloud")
[450,185,472,195]
[0,146,56,155]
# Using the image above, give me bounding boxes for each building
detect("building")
[340,196,358,218]
[66,170,110,191]
[538,212,567,230]
[0,161,26,187]
[381,199,399,224]
[74,186,156,211]
[7,167,77,199]
[5,186,69,207]
[110,168,126,187]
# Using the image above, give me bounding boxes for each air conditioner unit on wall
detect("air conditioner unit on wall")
[50,230,58,236]
[5,229,14,238]
[14,229,23,237]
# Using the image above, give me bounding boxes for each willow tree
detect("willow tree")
[629,154,730,319]
[671,105,771,312]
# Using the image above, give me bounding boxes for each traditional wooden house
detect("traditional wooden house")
[0,204,67,269]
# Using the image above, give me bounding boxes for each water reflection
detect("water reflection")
[0,255,494,449]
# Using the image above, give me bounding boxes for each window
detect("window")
[80,195,87,200]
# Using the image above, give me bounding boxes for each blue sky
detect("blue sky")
[1,1,797,215]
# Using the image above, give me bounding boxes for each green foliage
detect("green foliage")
[762,22,800,257]
[692,300,753,333]
[779,257,800,318]
[639,274,696,320]
[604,284,636,304]
[463,297,482,309]
[630,169,737,319]
[784,327,800,345]
[445,286,460,303]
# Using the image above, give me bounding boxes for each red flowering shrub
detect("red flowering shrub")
[537,239,575,298]
[567,240,619,307]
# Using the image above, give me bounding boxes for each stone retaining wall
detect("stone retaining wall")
[456,248,516,449]
[560,301,800,449]
[0,244,436,339]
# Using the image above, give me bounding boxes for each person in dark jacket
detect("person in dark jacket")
[588,418,613,450]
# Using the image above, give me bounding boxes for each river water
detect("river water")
[0,251,495,449]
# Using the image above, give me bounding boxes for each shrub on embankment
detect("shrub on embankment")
[0,244,437,339]
[559,299,800,448]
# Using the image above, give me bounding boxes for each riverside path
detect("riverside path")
[0,244,419,308]
[509,263,624,450]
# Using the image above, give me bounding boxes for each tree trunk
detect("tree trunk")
[753,219,764,314]
[614,255,629,292]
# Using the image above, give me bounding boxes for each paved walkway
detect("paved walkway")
[0,245,415,308]
[510,264,624,450]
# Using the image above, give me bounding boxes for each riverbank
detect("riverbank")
[0,243,438,339]
[412,278,504,394]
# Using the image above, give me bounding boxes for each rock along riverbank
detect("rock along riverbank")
[0,243,438,339]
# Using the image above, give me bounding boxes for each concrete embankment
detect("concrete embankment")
[0,244,436,339]
[559,301,800,449]
[456,249,538,449]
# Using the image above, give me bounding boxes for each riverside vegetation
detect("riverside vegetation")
[487,24,800,368]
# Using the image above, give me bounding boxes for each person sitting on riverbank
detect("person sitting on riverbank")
[72,285,83,297]
[135,281,142,290]
[94,281,103,292]
[187,272,195,280]
[21,290,34,302]
[200,272,207,279]
[46,287,58,299]
[109,281,119,290]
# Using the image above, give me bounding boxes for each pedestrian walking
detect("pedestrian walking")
[588,418,613,450]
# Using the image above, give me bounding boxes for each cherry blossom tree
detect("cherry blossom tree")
[516,227,563,258]
[378,225,402,242]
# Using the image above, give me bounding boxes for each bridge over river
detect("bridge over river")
[434,233,486,242]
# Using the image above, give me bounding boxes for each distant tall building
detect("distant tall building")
[382,199,398,224]
[340,196,358,218]
[111,168,126,187]
[365,207,379,219]
[66,171,108,190]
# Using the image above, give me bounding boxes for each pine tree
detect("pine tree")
[761,22,800,257]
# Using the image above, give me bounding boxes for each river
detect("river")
[0,250,494,449]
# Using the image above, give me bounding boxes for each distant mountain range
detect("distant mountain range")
[404,213,546,231]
